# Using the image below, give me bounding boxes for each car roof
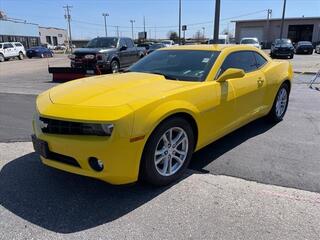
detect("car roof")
[159,44,259,52]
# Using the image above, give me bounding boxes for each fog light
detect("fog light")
[88,157,104,171]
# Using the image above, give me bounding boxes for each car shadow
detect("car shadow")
[189,118,277,172]
[0,118,277,233]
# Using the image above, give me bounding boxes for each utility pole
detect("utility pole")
[130,20,135,39]
[265,9,272,48]
[154,25,157,40]
[202,27,205,39]
[143,16,146,41]
[213,0,220,43]
[63,5,73,50]
[102,13,109,37]
[178,0,182,45]
[280,0,287,39]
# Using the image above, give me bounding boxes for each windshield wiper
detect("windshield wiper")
[147,71,178,80]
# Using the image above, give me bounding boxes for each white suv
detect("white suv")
[240,38,261,49]
[0,42,26,62]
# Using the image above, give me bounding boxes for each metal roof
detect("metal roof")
[232,17,320,23]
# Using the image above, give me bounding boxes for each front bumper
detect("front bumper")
[32,124,145,184]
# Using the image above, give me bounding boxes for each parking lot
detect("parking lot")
[1,54,320,239]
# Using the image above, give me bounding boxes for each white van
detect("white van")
[0,42,26,62]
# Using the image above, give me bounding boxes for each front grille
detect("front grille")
[39,117,102,136]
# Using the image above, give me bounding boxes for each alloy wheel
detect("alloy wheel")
[154,127,189,177]
[275,88,288,117]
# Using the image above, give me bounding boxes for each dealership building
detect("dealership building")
[0,19,40,48]
[233,17,320,48]
[39,26,67,46]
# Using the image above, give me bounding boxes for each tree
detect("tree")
[167,31,178,42]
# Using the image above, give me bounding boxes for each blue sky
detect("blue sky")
[1,0,319,39]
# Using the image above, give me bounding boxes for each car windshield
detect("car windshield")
[241,39,258,44]
[128,50,220,82]
[162,41,172,44]
[275,39,291,44]
[298,41,312,46]
[86,37,118,48]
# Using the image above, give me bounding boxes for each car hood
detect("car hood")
[73,48,116,54]
[48,72,191,108]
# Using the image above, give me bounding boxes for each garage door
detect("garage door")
[239,27,264,42]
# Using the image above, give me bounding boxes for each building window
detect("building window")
[58,34,63,37]
[46,36,52,44]
[53,36,58,46]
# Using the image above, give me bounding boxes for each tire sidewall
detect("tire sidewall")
[270,83,290,121]
[110,60,119,73]
[0,54,4,62]
[140,117,195,186]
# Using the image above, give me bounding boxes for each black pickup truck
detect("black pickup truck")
[70,37,145,72]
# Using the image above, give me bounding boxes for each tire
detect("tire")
[267,82,290,122]
[110,59,120,73]
[0,54,4,62]
[18,52,24,60]
[140,117,195,186]
[289,54,294,59]
[40,53,44,58]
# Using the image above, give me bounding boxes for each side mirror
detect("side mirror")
[120,45,127,51]
[216,68,245,82]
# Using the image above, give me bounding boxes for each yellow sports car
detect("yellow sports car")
[32,45,293,186]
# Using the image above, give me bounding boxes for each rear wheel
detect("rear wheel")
[267,82,290,122]
[18,52,24,60]
[289,54,294,59]
[140,117,195,186]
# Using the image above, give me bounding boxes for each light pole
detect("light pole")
[202,27,205,39]
[279,0,287,39]
[130,20,135,40]
[102,13,109,37]
[178,0,182,45]
[213,0,221,43]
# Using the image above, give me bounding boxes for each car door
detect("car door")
[4,43,15,57]
[118,38,130,67]
[217,50,266,123]
[124,38,139,65]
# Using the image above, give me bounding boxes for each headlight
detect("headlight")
[84,54,95,59]
[82,123,114,136]
[68,54,76,59]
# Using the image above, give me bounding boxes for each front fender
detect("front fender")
[132,100,200,140]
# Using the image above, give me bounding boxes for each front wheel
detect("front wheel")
[0,54,4,62]
[18,52,24,60]
[140,117,195,186]
[267,82,290,122]
[110,60,120,73]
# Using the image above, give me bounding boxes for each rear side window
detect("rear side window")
[254,52,267,68]
[15,43,23,47]
[220,51,257,75]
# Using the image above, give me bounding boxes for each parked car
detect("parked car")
[240,38,261,49]
[0,42,26,62]
[54,44,67,50]
[147,43,166,54]
[315,44,320,54]
[26,46,53,58]
[161,40,175,47]
[294,41,313,54]
[70,37,145,72]
[137,43,153,50]
[270,38,294,59]
[208,34,230,44]
[32,45,293,186]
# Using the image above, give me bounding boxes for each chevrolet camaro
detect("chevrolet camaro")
[32,45,293,186]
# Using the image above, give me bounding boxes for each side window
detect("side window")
[4,44,14,49]
[220,51,257,75]
[15,43,22,47]
[125,38,134,48]
[119,38,126,47]
[254,52,268,68]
